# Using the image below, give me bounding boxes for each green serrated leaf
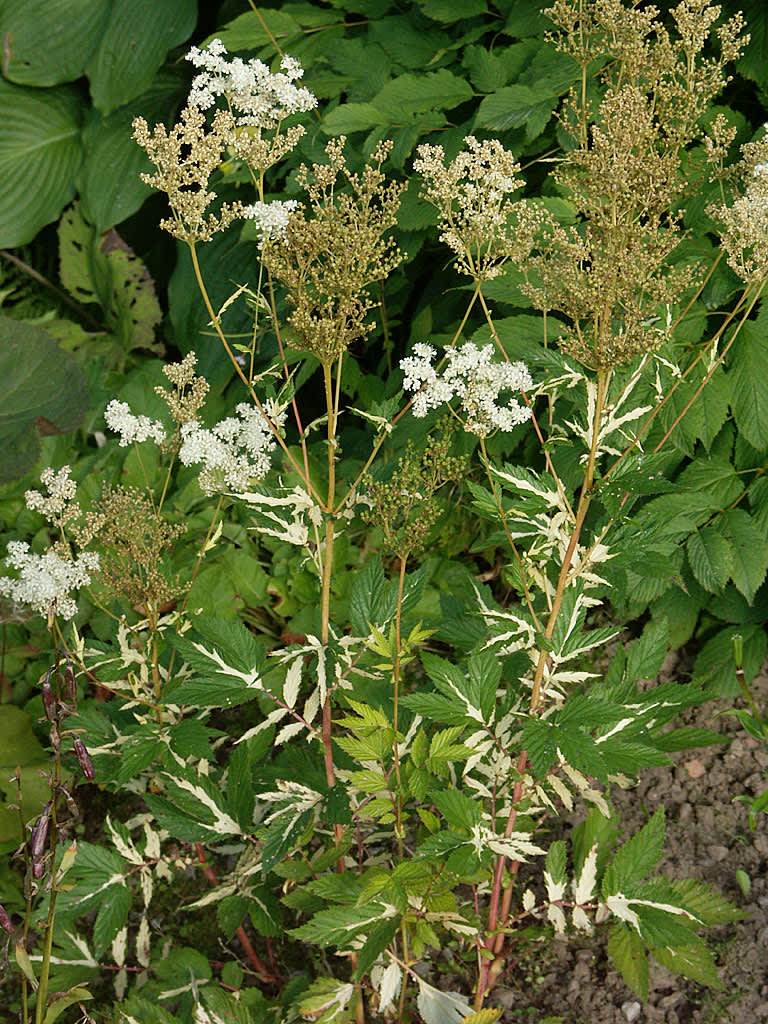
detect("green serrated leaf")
[432,790,482,831]
[687,527,733,593]
[607,923,649,999]
[372,69,473,119]
[718,509,768,603]
[651,942,723,989]
[602,809,665,896]
[729,316,768,450]
[93,885,131,955]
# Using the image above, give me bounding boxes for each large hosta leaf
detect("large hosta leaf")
[78,71,186,231]
[0,0,110,86]
[0,81,83,247]
[0,317,88,482]
[86,0,196,115]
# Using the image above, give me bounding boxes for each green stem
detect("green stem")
[319,361,340,830]
[478,438,541,632]
[187,241,321,504]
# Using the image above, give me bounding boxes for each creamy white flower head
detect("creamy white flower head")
[186,40,317,128]
[243,199,299,245]
[0,541,99,620]
[179,402,286,495]
[25,466,80,524]
[105,399,166,447]
[401,341,532,436]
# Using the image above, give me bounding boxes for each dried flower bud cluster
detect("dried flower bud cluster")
[0,542,99,620]
[414,136,537,281]
[517,0,749,369]
[186,40,317,129]
[712,126,768,281]
[156,351,210,427]
[132,106,244,243]
[261,138,404,364]
[363,428,466,560]
[179,402,286,495]
[401,342,532,437]
[74,487,186,611]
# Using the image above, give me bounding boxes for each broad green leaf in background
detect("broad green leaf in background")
[169,227,262,378]
[211,9,303,51]
[0,706,50,843]
[371,70,474,119]
[729,316,768,451]
[59,205,163,358]
[322,103,390,135]
[0,80,82,247]
[0,0,110,86]
[86,0,197,115]
[78,72,186,231]
[419,0,488,22]
[733,0,768,90]
[0,317,88,482]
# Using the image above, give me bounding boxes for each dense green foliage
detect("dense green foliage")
[1,1,768,1022]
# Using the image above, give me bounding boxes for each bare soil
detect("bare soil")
[493,658,768,1024]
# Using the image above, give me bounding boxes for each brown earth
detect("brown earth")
[493,658,768,1024]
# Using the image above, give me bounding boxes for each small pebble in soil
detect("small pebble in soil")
[621,1000,642,1022]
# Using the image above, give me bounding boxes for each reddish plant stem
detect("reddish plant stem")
[194,843,278,984]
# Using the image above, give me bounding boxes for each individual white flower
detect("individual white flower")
[186,40,317,128]
[25,466,80,524]
[0,541,99,620]
[243,199,298,244]
[179,402,285,495]
[400,341,532,436]
[104,400,166,447]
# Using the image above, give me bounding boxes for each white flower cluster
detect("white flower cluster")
[179,402,286,495]
[401,342,532,436]
[104,399,166,447]
[186,39,317,128]
[243,199,298,245]
[25,465,79,524]
[0,541,99,620]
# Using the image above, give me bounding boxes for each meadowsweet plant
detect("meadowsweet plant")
[2,2,768,1022]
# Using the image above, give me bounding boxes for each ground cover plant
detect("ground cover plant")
[1,1,768,1022]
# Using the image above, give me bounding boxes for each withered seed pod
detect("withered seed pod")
[73,738,95,782]
[41,678,57,723]
[28,803,51,862]
[0,903,13,934]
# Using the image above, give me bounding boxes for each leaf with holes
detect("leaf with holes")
[0,318,88,483]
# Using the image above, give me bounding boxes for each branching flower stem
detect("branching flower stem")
[477,288,574,520]
[187,241,322,504]
[335,281,482,515]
